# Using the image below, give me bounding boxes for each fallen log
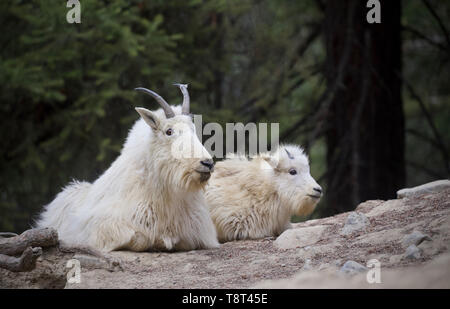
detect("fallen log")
[0,228,58,256]
[59,242,123,271]
[0,246,42,272]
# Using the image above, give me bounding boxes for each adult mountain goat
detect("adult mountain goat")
[36,84,219,252]
[206,144,322,242]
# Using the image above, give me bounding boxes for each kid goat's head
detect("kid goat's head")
[262,144,322,216]
[135,84,214,189]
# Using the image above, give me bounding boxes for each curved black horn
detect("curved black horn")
[135,87,175,119]
[174,83,190,115]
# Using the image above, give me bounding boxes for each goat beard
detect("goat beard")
[179,169,210,191]
[291,195,320,217]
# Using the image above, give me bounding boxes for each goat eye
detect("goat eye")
[289,169,297,175]
[166,128,173,136]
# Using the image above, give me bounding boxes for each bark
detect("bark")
[58,241,123,271]
[324,0,405,215]
[0,246,42,272]
[0,228,58,256]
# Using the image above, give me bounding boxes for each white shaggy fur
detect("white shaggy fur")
[36,105,219,252]
[206,144,322,242]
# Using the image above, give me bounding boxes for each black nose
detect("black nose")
[200,159,214,171]
[314,187,322,194]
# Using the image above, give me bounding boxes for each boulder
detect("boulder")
[274,225,328,250]
[397,179,450,198]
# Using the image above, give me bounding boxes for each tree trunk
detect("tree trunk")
[324,0,405,215]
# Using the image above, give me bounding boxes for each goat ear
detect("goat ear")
[135,107,160,130]
[260,153,278,169]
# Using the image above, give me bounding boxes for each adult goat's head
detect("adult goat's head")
[135,84,214,188]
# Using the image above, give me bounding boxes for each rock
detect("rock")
[403,245,422,260]
[401,231,431,248]
[389,254,403,265]
[274,225,327,250]
[182,263,194,272]
[318,263,334,271]
[333,259,342,267]
[340,212,369,235]
[340,261,368,275]
[302,259,313,271]
[418,238,444,257]
[397,179,450,198]
[73,254,110,269]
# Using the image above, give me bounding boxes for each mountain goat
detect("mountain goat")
[205,144,322,242]
[36,84,219,252]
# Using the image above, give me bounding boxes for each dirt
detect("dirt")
[1,187,449,289]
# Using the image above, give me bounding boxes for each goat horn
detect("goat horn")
[285,149,294,160]
[174,83,190,115]
[135,87,175,119]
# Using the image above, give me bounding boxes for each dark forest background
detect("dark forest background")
[0,0,449,232]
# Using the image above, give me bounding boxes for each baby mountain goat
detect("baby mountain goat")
[37,84,219,252]
[206,144,322,242]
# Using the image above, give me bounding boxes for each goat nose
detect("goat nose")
[200,159,214,171]
[313,187,322,194]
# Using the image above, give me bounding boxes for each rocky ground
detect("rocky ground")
[1,180,449,289]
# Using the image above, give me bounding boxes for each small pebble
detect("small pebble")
[340,260,368,275]
[302,259,313,271]
[402,231,431,248]
[341,212,369,235]
[403,245,421,260]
